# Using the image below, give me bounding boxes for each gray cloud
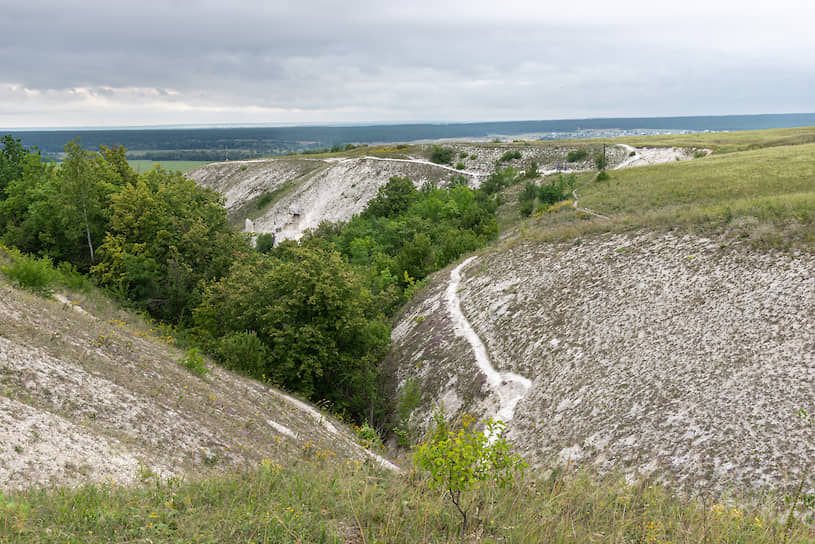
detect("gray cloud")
[1,0,813,127]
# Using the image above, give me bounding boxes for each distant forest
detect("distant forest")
[6,113,815,161]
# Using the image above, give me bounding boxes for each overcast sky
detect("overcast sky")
[1,0,813,128]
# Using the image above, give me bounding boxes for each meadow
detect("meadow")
[127,159,210,173]
[2,455,810,543]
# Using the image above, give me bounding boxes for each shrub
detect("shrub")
[55,261,92,292]
[566,149,588,162]
[414,412,526,531]
[481,167,519,195]
[180,347,210,377]
[523,161,539,179]
[449,174,469,188]
[355,422,383,450]
[459,152,468,159]
[455,162,465,170]
[255,232,275,254]
[1,251,56,296]
[595,152,608,170]
[596,170,611,181]
[393,378,422,447]
[430,146,454,165]
[519,199,535,217]
[256,193,274,209]
[499,150,522,162]
[213,331,268,376]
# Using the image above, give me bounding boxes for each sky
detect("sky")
[1,0,814,128]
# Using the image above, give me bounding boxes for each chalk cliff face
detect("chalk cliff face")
[186,143,636,241]
[386,231,815,494]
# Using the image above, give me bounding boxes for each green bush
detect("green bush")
[255,232,275,254]
[355,422,383,450]
[595,152,608,170]
[459,152,467,159]
[430,146,454,165]
[519,199,535,217]
[596,170,611,181]
[499,150,522,162]
[566,149,588,162]
[481,167,519,195]
[213,331,268,376]
[256,193,274,209]
[393,378,422,447]
[455,162,465,170]
[523,161,539,179]
[180,348,210,377]
[1,251,56,296]
[533,173,576,211]
[55,261,92,292]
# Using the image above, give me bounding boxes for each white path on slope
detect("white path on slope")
[614,144,639,170]
[342,155,485,178]
[279,392,401,472]
[446,257,532,442]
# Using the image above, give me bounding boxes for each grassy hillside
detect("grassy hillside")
[522,140,815,249]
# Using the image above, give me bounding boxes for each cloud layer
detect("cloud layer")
[2,0,813,127]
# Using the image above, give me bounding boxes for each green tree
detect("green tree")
[92,168,246,323]
[414,412,527,531]
[364,176,420,218]
[194,247,390,422]
[0,135,28,200]
[1,140,120,269]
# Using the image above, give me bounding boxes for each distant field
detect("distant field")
[127,159,210,173]
[604,125,815,153]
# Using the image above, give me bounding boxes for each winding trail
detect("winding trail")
[446,257,532,441]
[571,189,610,220]
[342,155,484,178]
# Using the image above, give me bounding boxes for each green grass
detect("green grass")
[127,160,210,173]
[525,140,815,249]
[3,459,811,543]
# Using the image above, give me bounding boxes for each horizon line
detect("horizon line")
[4,111,815,132]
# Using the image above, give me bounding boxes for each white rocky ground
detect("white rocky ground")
[0,283,397,491]
[388,231,815,495]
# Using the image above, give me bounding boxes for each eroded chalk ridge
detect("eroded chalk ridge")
[446,256,531,442]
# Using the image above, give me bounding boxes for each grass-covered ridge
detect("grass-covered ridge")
[522,137,815,249]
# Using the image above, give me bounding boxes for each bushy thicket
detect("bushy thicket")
[518,173,576,217]
[430,145,454,165]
